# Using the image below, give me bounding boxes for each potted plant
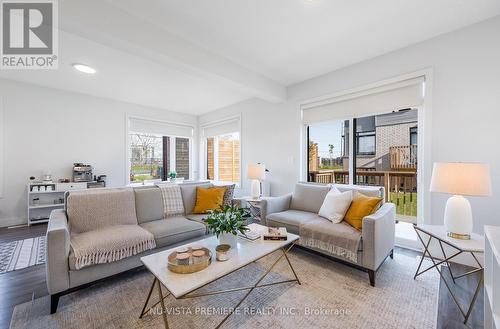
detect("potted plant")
[205,204,250,247]
[168,170,177,181]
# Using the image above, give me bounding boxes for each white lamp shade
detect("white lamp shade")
[430,162,492,196]
[247,164,266,181]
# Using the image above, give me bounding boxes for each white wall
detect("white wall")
[0,79,197,227]
[200,16,500,233]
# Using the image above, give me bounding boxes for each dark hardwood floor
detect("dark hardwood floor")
[0,225,484,329]
[437,263,484,329]
[0,224,48,329]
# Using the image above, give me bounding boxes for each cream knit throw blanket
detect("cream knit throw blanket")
[300,219,361,263]
[71,225,156,270]
[67,188,156,270]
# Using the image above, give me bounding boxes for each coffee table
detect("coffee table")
[139,224,300,329]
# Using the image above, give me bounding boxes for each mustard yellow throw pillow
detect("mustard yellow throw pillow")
[192,187,226,214]
[344,192,383,230]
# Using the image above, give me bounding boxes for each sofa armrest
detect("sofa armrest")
[361,203,396,271]
[46,209,70,294]
[260,194,292,225]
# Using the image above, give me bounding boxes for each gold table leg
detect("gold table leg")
[414,228,484,325]
[157,279,169,329]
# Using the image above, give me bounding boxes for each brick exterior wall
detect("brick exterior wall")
[357,123,416,170]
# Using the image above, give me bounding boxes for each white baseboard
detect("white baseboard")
[0,217,28,228]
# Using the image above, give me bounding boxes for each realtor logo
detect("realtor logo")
[1,0,58,69]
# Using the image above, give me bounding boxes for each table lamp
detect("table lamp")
[430,162,492,239]
[247,164,266,199]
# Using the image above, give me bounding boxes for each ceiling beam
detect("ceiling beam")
[59,0,286,103]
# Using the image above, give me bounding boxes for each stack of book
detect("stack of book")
[263,227,288,241]
[238,230,262,241]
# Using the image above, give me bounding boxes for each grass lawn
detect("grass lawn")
[389,192,417,217]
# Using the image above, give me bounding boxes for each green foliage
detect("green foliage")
[389,192,418,217]
[168,171,177,179]
[205,204,250,238]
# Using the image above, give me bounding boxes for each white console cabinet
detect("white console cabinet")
[485,225,500,329]
[27,182,88,225]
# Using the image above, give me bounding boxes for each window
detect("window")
[130,133,164,183]
[129,134,191,183]
[410,126,417,145]
[201,116,241,185]
[356,132,375,155]
[128,117,193,184]
[206,132,240,184]
[354,116,376,156]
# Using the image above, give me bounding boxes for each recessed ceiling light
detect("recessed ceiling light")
[72,63,96,74]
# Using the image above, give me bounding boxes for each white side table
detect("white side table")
[233,196,263,220]
[414,224,484,325]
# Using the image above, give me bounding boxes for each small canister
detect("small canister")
[176,252,190,265]
[192,250,205,264]
[216,244,231,262]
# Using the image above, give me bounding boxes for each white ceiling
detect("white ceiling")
[111,0,500,85]
[0,31,250,114]
[1,0,499,115]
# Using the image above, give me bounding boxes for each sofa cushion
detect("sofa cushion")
[221,184,235,206]
[266,210,322,234]
[158,184,185,217]
[185,213,208,224]
[192,186,226,214]
[67,188,137,234]
[334,184,384,199]
[290,183,330,213]
[180,182,212,214]
[134,187,164,224]
[69,225,156,270]
[140,217,206,248]
[344,192,383,230]
[318,188,353,223]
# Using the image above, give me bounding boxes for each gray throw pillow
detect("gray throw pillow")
[223,184,235,206]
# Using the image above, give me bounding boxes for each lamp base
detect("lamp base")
[444,195,473,240]
[250,179,261,199]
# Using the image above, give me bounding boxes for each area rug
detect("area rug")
[10,248,438,329]
[0,236,45,274]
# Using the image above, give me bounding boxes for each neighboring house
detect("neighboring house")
[342,108,418,171]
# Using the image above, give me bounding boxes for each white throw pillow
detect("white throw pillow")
[318,188,353,223]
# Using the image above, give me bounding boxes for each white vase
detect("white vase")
[219,233,237,247]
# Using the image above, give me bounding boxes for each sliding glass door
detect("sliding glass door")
[353,109,418,224]
[306,109,419,224]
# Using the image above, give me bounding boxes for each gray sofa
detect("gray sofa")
[46,181,213,313]
[261,182,395,286]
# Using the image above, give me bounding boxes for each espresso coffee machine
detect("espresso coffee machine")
[73,163,93,182]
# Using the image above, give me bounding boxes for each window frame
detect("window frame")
[128,132,193,183]
[410,126,418,146]
[203,131,241,186]
[355,130,376,156]
[125,115,194,185]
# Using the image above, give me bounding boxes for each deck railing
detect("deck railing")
[390,145,417,170]
[308,169,417,222]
